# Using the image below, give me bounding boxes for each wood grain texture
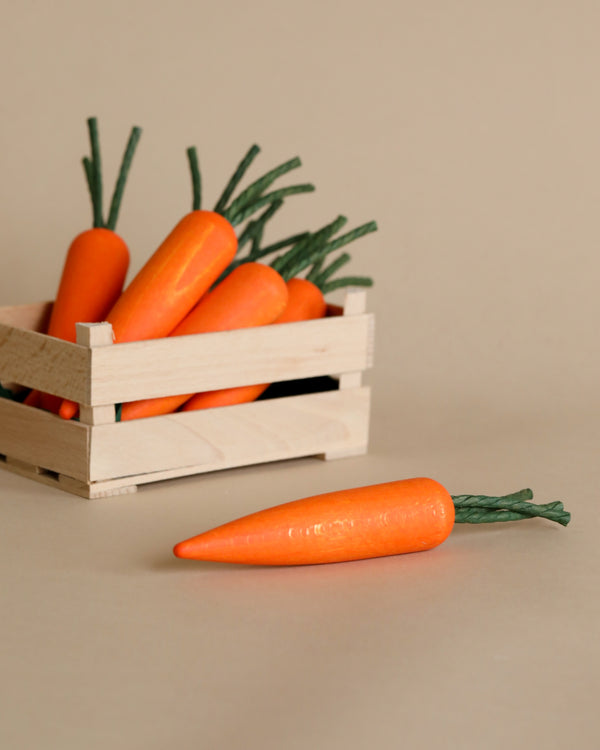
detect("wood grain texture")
[0,300,53,332]
[0,398,90,480]
[88,314,373,405]
[0,323,90,401]
[0,289,373,496]
[88,387,371,483]
[76,323,116,425]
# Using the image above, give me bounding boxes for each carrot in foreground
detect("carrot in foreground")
[25,117,141,414]
[172,477,571,566]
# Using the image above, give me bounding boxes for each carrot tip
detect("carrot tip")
[58,400,79,420]
[173,539,196,559]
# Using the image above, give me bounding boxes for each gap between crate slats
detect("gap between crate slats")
[86,313,373,406]
[87,386,370,484]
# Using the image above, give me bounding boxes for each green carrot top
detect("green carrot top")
[83,117,142,232]
[217,213,377,290]
[185,144,315,228]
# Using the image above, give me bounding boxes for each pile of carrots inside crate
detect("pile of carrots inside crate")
[23,118,377,421]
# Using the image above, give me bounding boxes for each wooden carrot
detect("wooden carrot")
[101,141,312,344]
[118,216,352,420]
[180,220,377,412]
[119,261,289,420]
[173,478,571,566]
[27,117,141,414]
[59,144,315,420]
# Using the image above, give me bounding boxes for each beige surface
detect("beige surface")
[1,2,599,749]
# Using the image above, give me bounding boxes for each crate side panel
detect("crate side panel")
[90,314,373,405]
[88,387,371,482]
[0,399,90,481]
[0,324,90,402]
[0,301,53,331]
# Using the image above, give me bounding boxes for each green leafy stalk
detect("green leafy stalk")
[213,144,261,215]
[82,156,97,224]
[324,220,378,254]
[227,183,315,227]
[106,125,142,230]
[226,231,311,279]
[320,275,374,294]
[86,117,103,228]
[252,231,310,260]
[308,252,350,285]
[236,199,284,255]
[273,215,348,279]
[186,146,202,212]
[222,156,302,221]
[451,489,571,526]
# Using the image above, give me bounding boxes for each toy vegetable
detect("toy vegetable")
[173,477,571,566]
[118,217,350,420]
[180,219,377,412]
[25,117,141,413]
[103,144,314,345]
[59,143,315,419]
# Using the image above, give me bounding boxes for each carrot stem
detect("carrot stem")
[227,183,315,227]
[277,215,348,280]
[320,276,373,293]
[309,252,351,285]
[213,144,261,215]
[86,117,103,229]
[258,232,310,258]
[106,125,142,230]
[223,156,302,222]
[320,220,378,256]
[451,490,570,526]
[236,199,284,255]
[291,220,378,287]
[217,231,310,285]
[186,146,202,212]
[82,156,97,222]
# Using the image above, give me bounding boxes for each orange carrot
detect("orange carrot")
[172,479,571,566]
[119,261,289,420]
[180,219,377,413]
[118,217,349,422]
[59,143,315,420]
[103,144,312,343]
[106,210,238,342]
[30,117,141,414]
[180,277,327,412]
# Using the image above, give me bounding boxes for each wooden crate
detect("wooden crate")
[0,289,374,498]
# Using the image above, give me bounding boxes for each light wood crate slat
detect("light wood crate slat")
[0,300,53,331]
[0,323,90,402]
[0,398,90,481]
[88,313,373,406]
[0,288,374,497]
[88,387,370,482]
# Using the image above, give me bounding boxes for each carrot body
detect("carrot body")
[106,210,238,342]
[180,277,327,412]
[58,210,238,420]
[48,229,130,339]
[173,478,455,565]
[275,277,327,323]
[120,262,289,421]
[31,229,129,414]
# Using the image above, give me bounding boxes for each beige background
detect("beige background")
[1,1,599,748]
